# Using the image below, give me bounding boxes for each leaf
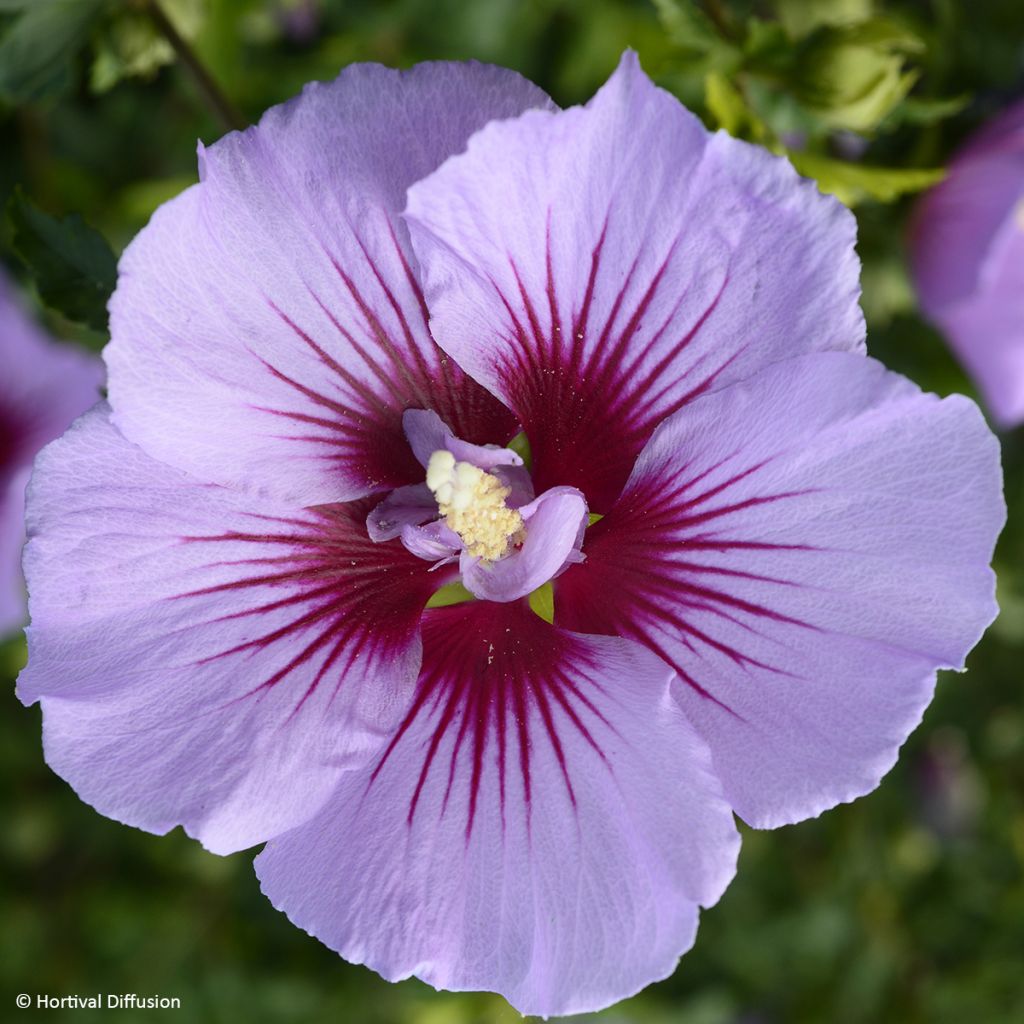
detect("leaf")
[652,0,720,54]
[90,0,206,94]
[7,188,117,331]
[425,582,475,609]
[528,583,555,623]
[506,430,533,471]
[776,0,873,39]
[0,0,106,102]
[788,152,945,206]
[889,93,971,126]
[705,70,747,134]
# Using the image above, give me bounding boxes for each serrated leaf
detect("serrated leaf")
[0,0,106,102]
[8,188,117,331]
[788,152,945,206]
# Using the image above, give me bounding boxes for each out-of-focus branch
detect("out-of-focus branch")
[140,0,246,133]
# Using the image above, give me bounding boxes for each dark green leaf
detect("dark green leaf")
[7,188,117,331]
[0,0,106,102]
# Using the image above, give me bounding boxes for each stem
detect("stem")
[704,0,733,41]
[142,0,246,133]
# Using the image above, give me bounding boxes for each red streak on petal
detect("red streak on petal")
[177,500,435,716]
[558,456,824,714]
[368,602,620,842]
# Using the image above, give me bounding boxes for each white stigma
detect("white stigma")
[425,450,524,561]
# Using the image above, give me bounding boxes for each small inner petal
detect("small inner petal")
[425,449,524,561]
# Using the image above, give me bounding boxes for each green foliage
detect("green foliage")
[776,0,874,38]
[91,0,206,93]
[791,18,922,132]
[7,188,117,331]
[0,0,107,101]
[3,2,1024,1022]
[704,69,747,135]
[654,0,963,205]
[506,429,533,470]
[651,0,724,61]
[527,582,555,623]
[424,581,475,608]
[788,151,944,205]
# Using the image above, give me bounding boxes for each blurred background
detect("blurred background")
[1,1,1023,1021]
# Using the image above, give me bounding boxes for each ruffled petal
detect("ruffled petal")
[18,407,440,854]
[400,520,461,564]
[107,62,552,505]
[930,265,1024,427]
[909,151,1024,314]
[0,274,103,467]
[556,352,1004,828]
[256,600,739,1017]
[366,483,436,542]
[406,52,863,511]
[0,468,31,634]
[909,151,1024,426]
[402,408,524,471]
[461,485,587,602]
[1,273,103,634]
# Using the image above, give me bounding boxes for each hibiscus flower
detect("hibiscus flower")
[910,97,1024,426]
[0,272,102,635]
[17,55,1003,1016]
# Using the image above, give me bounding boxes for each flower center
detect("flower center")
[425,450,524,561]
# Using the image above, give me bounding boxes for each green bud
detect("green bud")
[90,0,205,94]
[776,0,874,39]
[791,18,923,133]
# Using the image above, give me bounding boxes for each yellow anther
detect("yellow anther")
[425,450,524,561]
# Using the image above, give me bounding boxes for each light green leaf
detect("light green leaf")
[704,70,769,140]
[425,582,475,609]
[705,71,746,134]
[788,152,945,206]
[0,0,106,102]
[506,430,532,471]
[776,0,873,39]
[7,188,117,331]
[90,0,205,94]
[528,583,555,623]
[792,17,925,132]
[890,93,971,126]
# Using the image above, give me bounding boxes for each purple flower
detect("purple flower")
[909,98,1024,426]
[17,56,1004,1016]
[0,273,102,635]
